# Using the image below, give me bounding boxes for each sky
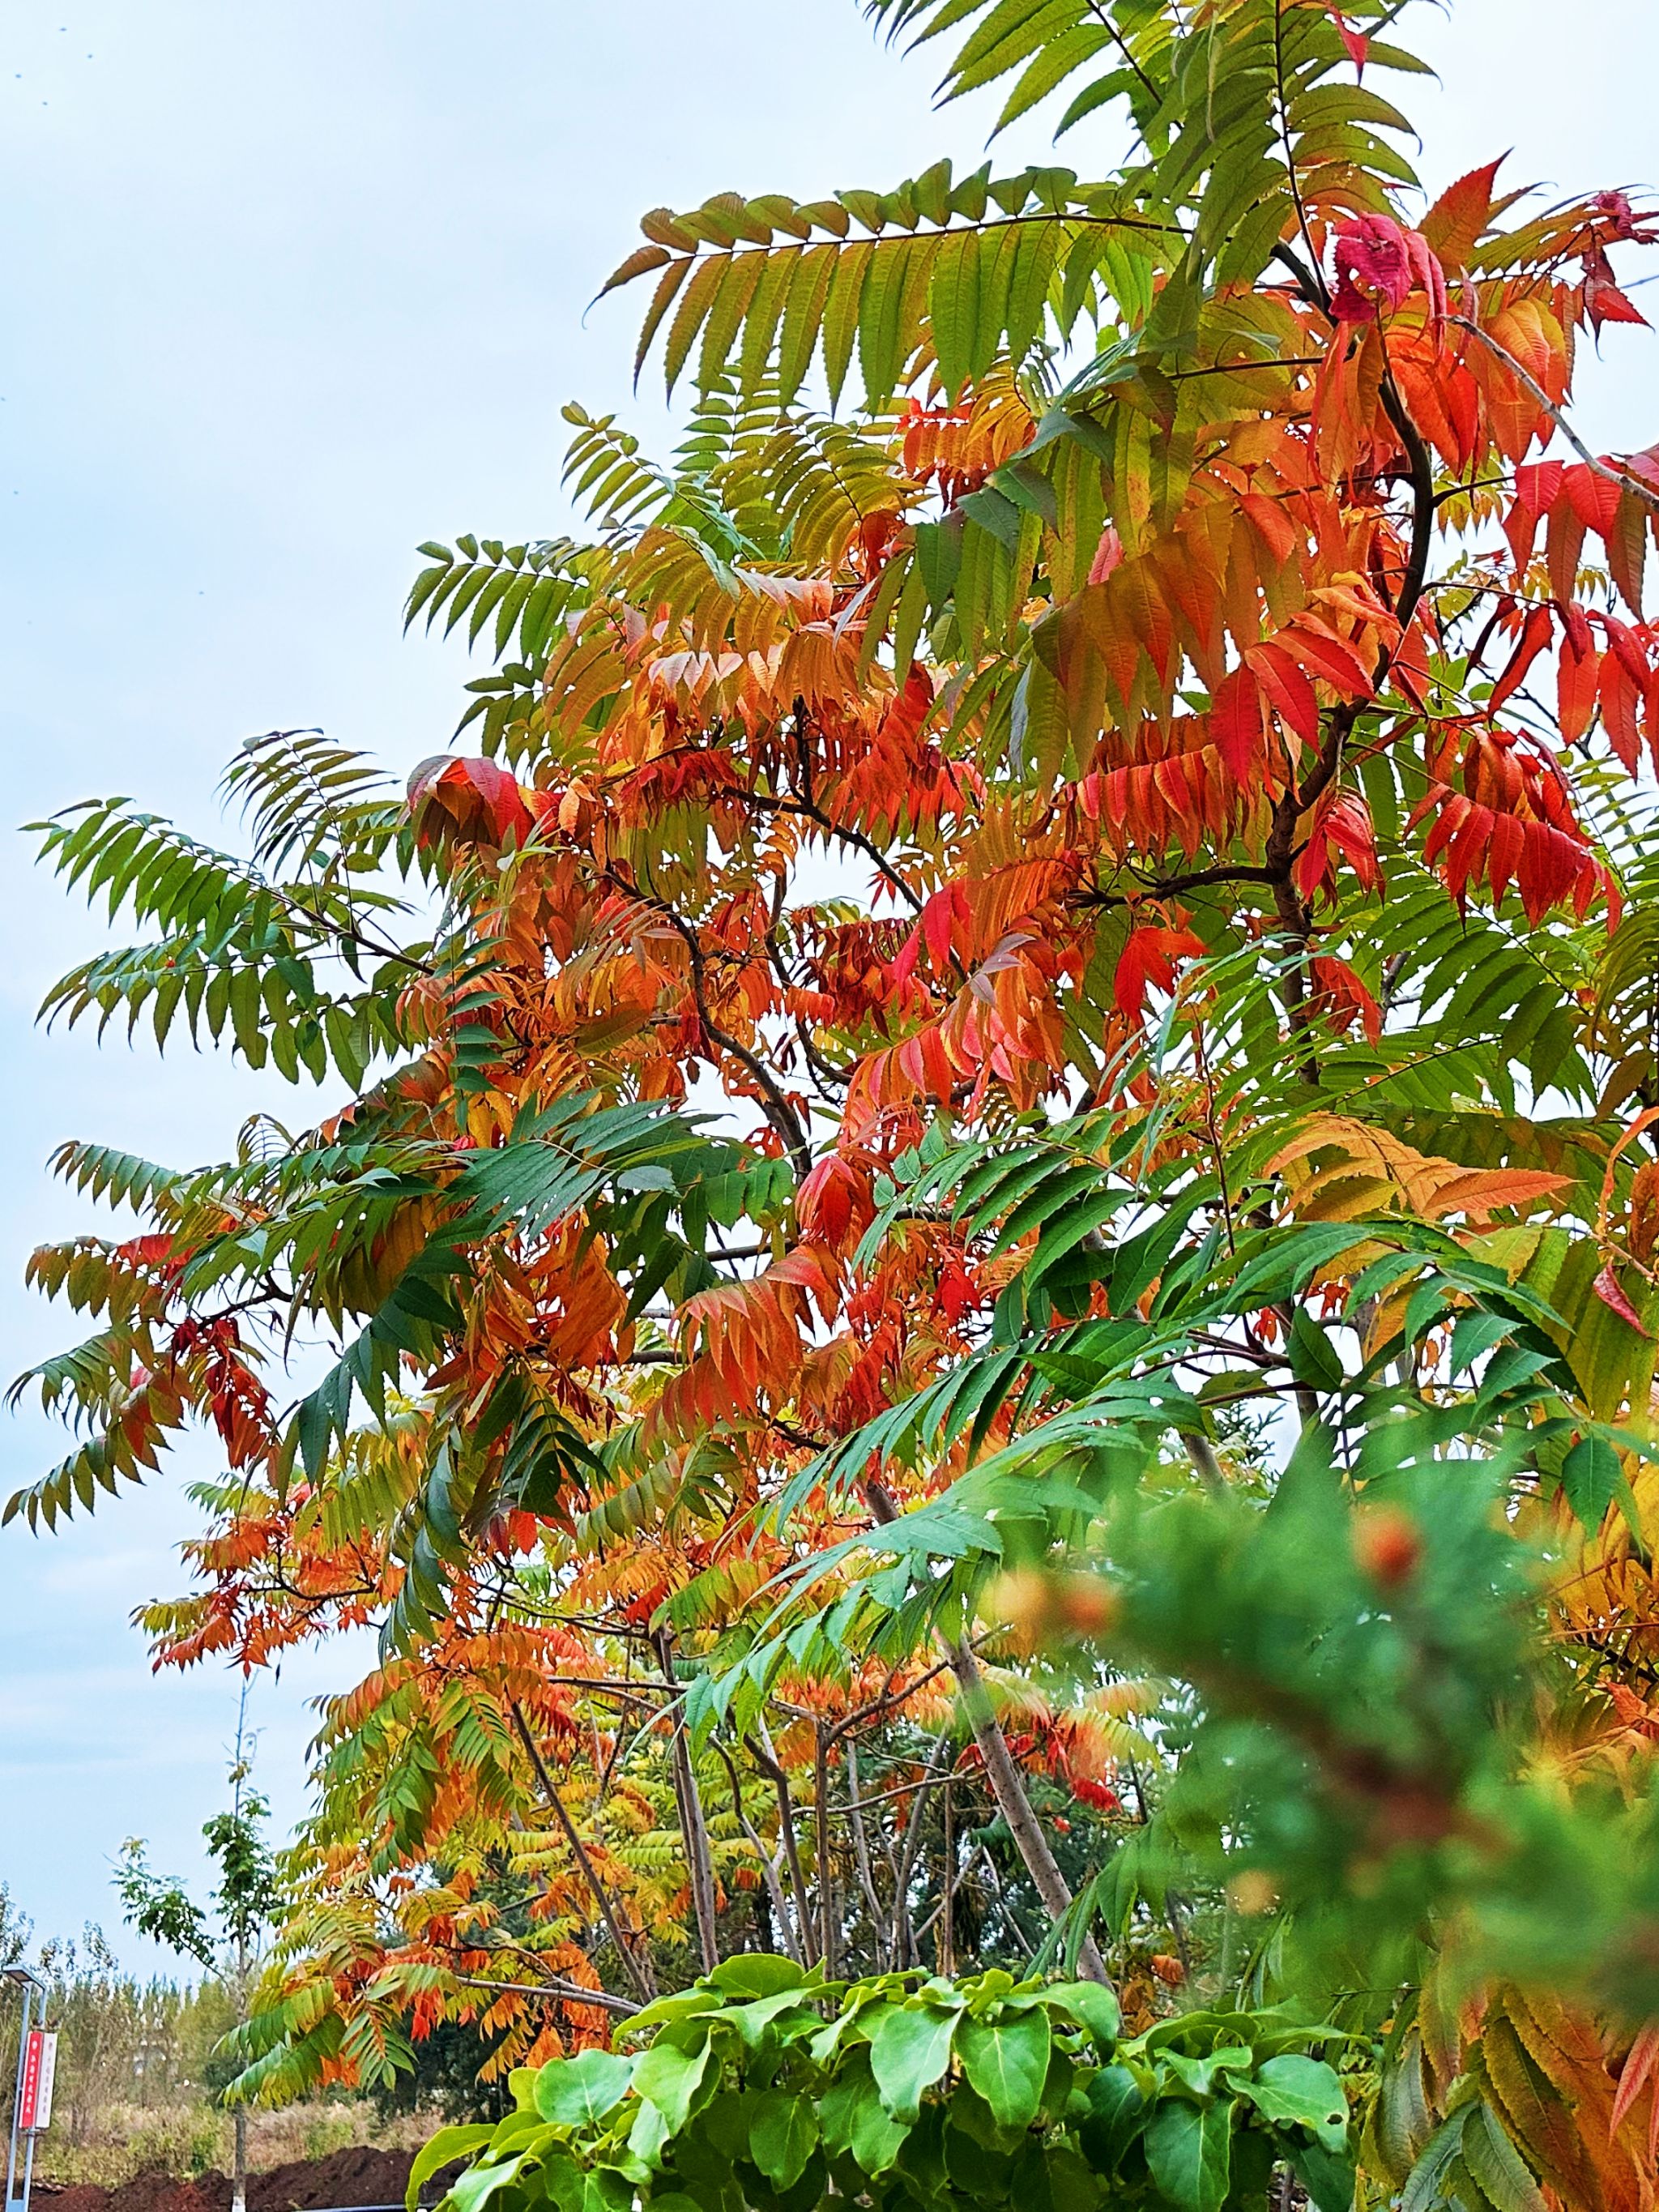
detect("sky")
[2,0,1656,1977]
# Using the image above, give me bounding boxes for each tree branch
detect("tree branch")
[1451,315,1659,519]
[508,1698,655,2001]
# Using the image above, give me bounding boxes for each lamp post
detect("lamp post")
[4,1967,52,2212]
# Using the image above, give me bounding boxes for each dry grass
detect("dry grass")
[35,2103,434,2190]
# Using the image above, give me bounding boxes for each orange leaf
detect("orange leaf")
[1113,925,1205,1019]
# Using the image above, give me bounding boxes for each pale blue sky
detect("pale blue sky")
[2,0,1655,1975]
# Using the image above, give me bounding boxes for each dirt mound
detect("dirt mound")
[37,2144,463,2212]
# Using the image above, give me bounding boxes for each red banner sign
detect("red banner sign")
[17,2029,57,2132]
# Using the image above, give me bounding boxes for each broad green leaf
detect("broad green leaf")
[1290,2141,1358,2212]
[1144,2099,1233,2212]
[957,2009,1051,2130]
[868,2001,962,2121]
[748,2090,820,2189]
[706,1954,804,1999]
[852,2086,911,2176]
[627,2099,670,2172]
[633,2037,713,2133]
[534,2049,637,2129]
[447,2155,527,2212]
[1047,1981,1122,2050]
[407,2126,495,2210]
[1229,2056,1348,2151]
[1078,2064,1145,2174]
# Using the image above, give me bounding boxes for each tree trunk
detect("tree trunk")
[748,1724,818,1966]
[945,1634,1113,1985]
[864,1480,1114,1989]
[509,1700,656,1999]
[657,1633,720,1973]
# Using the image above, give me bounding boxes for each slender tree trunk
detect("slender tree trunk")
[714,1740,803,1962]
[864,1480,1114,1988]
[657,1633,719,1972]
[814,1724,838,1978]
[747,1727,818,1966]
[844,1742,887,1967]
[940,1773,955,1977]
[891,1733,949,1966]
[509,1700,656,1999]
[232,2105,248,2212]
[230,1927,249,2212]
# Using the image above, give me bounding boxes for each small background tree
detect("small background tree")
[116,1711,280,2212]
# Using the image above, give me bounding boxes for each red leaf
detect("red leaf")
[1087,524,1124,585]
[1247,639,1322,746]
[1211,665,1265,781]
[795,1155,872,1253]
[1421,158,1508,269]
[1585,265,1649,331]
[1332,11,1369,72]
[1309,954,1382,1042]
[1611,2022,1659,2137]
[1331,213,1414,318]
[1593,1262,1650,1334]
[407,754,532,848]
[1564,461,1623,540]
[1488,604,1555,715]
[1546,498,1588,605]
[1557,609,1601,743]
[1278,617,1375,696]
[1503,461,1564,572]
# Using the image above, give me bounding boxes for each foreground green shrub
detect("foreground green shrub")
[412,1962,1354,2212]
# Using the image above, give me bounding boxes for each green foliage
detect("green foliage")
[115,1842,218,1972]
[424,1962,1354,2212]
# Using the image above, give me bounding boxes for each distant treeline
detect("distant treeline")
[0,1884,487,2187]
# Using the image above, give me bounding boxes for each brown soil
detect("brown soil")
[36,2144,463,2212]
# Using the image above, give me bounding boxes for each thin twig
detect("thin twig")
[1451,315,1659,519]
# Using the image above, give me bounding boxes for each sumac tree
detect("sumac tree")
[13,0,1659,2202]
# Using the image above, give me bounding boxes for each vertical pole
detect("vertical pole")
[940,1775,955,1979]
[5,1979,36,2212]
[230,1682,249,2212]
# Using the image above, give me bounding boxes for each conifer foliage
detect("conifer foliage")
[15,0,1659,2202]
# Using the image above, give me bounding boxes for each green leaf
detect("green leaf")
[748,2091,820,2190]
[868,2001,961,2121]
[627,2098,671,2172]
[929,228,985,398]
[1559,1432,1622,1532]
[1400,2113,1465,2212]
[1460,2105,1545,2212]
[851,2084,911,2176]
[1289,1307,1346,1393]
[957,2009,1051,2130]
[1047,1980,1122,2051]
[407,2126,495,2210]
[824,2059,911,2176]
[534,2050,637,2128]
[1144,2099,1232,2212]
[446,2155,527,2212]
[633,2037,714,2133]
[1289,2140,1357,2212]
[1078,2065,1145,2175]
[706,1954,804,1999]
[1230,2056,1348,2151]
